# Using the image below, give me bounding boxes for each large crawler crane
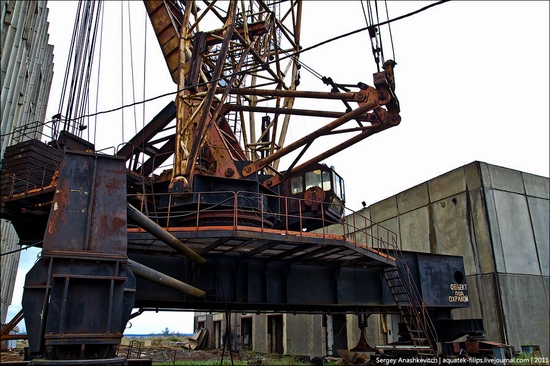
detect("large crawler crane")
[0,1,483,364]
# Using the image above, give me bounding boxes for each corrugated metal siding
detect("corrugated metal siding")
[0,0,54,324]
[1,222,21,324]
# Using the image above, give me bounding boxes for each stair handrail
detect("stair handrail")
[391,247,439,352]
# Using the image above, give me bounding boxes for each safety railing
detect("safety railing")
[0,166,57,199]
[388,244,439,350]
[127,189,399,256]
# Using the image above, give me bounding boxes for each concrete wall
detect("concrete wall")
[480,163,549,353]
[284,314,324,356]
[0,0,54,325]
[363,161,549,356]
[194,312,326,357]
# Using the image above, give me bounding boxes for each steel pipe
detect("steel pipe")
[128,259,206,299]
[126,203,206,264]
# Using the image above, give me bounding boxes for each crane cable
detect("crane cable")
[120,1,125,143]
[127,1,139,136]
[55,0,103,139]
[361,0,385,72]
[385,0,396,62]
[93,7,105,146]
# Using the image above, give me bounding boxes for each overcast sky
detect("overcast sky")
[8,1,549,335]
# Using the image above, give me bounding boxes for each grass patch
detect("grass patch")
[153,361,248,366]
[152,355,312,365]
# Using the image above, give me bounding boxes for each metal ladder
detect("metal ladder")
[383,257,439,358]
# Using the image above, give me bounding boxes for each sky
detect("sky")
[7,1,549,335]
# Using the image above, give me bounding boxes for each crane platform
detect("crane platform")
[127,222,396,268]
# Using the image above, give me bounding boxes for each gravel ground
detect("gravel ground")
[1,346,344,365]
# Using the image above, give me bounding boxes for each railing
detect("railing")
[0,166,57,198]
[389,246,439,350]
[127,189,400,255]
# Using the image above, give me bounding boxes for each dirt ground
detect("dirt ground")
[1,345,345,365]
[1,347,29,363]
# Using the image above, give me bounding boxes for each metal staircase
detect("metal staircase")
[384,252,439,358]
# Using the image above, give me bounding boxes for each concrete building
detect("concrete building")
[195,161,549,357]
[0,0,54,324]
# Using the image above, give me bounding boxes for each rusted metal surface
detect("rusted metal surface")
[143,0,303,188]
[442,338,514,358]
[0,139,63,196]
[22,152,136,361]
[126,248,470,318]
[350,320,378,352]
[0,309,25,340]
[43,152,128,256]
[116,101,176,176]
[0,139,63,241]
[143,1,182,84]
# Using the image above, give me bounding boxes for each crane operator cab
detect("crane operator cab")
[280,163,346,231]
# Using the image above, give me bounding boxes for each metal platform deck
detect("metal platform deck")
[127,225,396,269]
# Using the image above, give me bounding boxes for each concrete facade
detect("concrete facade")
[0,0,54,324]
[194,312,325,356]
[346,161,549,357]
[195,161,549,357]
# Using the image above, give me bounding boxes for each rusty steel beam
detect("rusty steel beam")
[116,101,176,159]
[181,1,239,179]
[143,1,182,84]
[264,118,391,188]
[242,98,379,179]
[222,104,348,119]
[1,333,28,340]
[0,309,24,337]
[216,87,360,101]
[127,203,206,264]
[128,259,206,298]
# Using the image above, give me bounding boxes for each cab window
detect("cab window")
[333,172,345,202]
[291,176,303,195]
[305,170,331,191]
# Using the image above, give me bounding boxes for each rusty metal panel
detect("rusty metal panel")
[43,151,127,256]
[143,1,181,84]
[465,341,480,354]
[22,152,135,361]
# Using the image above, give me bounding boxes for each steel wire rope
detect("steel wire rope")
[79,1,103,141]
[283,53,323,82]
[140,7,149,214]
[0,241,43,257]
[74,1,96,133]
[295,0,450,71]
[374,0,385,65]
[361,0,381,71]
[4,1,449,132]
[67,1,93,133]
[54,1,103,138]
[55,1,82,137]
[127,1,139,136]
[384,0,396,61]
[93,4,105,146]
[120,0,125,144]
[64,1,89,133]
[67,1,87,131]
